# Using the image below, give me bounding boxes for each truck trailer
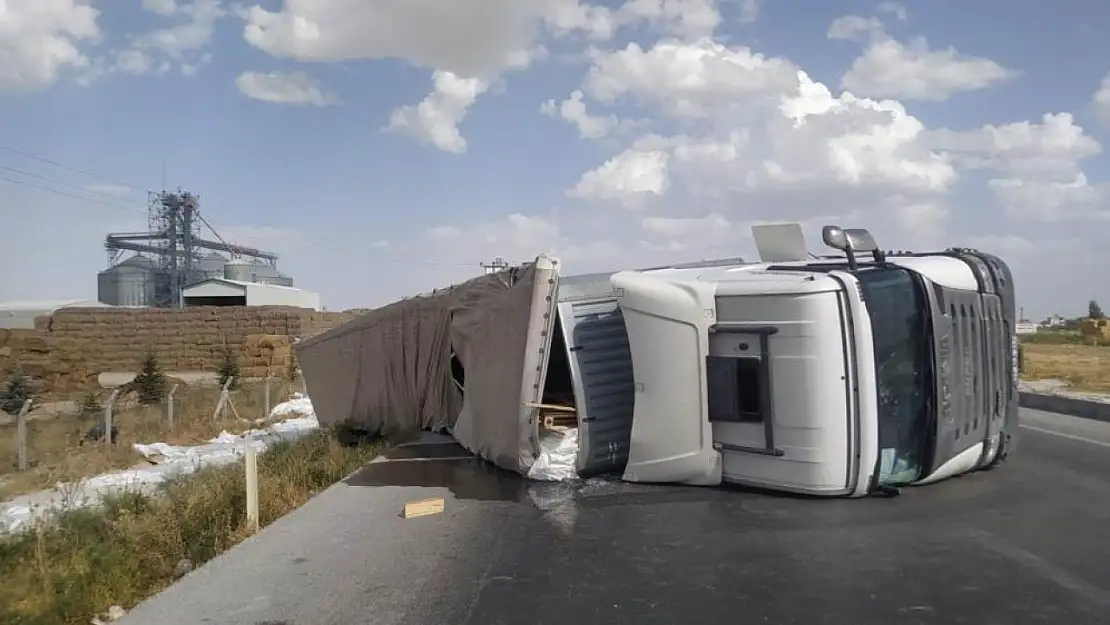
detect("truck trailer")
[612,224,1018,497]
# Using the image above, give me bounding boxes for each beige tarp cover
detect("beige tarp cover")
[294,263,540,474]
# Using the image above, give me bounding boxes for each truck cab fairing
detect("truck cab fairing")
[613,265,871,496]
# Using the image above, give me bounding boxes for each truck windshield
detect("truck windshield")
[856,266,933,486]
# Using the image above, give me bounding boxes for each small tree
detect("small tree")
[1089,300,1104,319]
[217,347,241,390]
[80,391,103,419]
[0,369,34,415]
[133,352,167,405]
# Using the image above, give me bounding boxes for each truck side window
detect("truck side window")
[707,356,764,423]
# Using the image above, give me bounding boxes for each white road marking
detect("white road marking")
[1020,424,1110,449]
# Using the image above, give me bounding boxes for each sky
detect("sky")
[1,0,1109,320]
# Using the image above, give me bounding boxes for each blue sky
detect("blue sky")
[1,0,1108,319]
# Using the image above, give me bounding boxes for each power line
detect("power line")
[0,143,135,188]
[0,173,146,214]
[0,164,145,207]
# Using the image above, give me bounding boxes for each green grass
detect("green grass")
[0,430,382,625]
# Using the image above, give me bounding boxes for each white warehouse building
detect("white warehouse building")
[181,278,322,310]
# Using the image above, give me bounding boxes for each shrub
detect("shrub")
[0,369,34,415]
[132,353,167,406]
[79,392,103,420]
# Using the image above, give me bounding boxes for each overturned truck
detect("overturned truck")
[295,257,643,480]
[296,222,1020,497]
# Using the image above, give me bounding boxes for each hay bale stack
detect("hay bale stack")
[1,306,312,392]
[241,333,294,378]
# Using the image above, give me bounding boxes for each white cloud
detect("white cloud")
[131,0,225,62]
[1093,73,1110,128]
[987,174,1108,222]
[386,71,490,154]
[615,0,722,40]
[738,0,762,25]
[0,0,101,92]
[877,2,909,22]
[569,38,955,227]
[81,0,226,80]
[236,70,340,106]
[112,49,153,75]
[924,113,1106,221]
[583,38,800,117]
[568,149,671,208]
[827,15,885,43]
[841,37,1017,101]
[924,113,1101,178]
[241,0,568,77]
[141,0,179,16]
[829,14,1017,101]
[541,90,619,140]
[543,0,616,40]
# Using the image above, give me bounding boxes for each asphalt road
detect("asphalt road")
[120,408,1110,625]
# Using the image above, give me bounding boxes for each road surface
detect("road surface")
[120,408,1110,625]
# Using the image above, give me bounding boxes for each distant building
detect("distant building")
[0,299,107,329]
[181,278,321,310]
[98,253,293,308]
[1039,315,1068,328]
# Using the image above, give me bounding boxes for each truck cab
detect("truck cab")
[611,224,1018,497]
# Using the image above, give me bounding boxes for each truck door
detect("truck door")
[611,270,723,486]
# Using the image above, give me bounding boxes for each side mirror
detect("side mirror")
[821,225,885,270]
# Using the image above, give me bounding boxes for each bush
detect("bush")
[79,392,103,420]
[1019,330,1110,347]
[0,369,35,415]
[132,353,167,406]
[0,430,382,625]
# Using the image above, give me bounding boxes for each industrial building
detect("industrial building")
[182,278,321,310]
[96,190,301,308]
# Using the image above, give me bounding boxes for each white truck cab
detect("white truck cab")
[612,224,1018,497]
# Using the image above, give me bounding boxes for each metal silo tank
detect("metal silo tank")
[98,257,155,307]
[119,259,156,307]
[97,269,119,306]
[224,259,253,282]
[198,253,227,279]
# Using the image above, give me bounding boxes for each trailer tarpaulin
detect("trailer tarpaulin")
[294,262,544,473]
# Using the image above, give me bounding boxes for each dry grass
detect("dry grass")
[0,429,383,625]
[1021,342,1110,392]
[0,379,301,500]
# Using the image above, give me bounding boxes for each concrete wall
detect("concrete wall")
[0,306,364,394]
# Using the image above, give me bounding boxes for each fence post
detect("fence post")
[16,399,32,471]
[264,373,273,420]
[167,384,179,433]
[104,389,120,445]
[212,377,240,421]
[245,444,259,533]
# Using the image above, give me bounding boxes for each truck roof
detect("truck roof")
[639,262,844,296]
